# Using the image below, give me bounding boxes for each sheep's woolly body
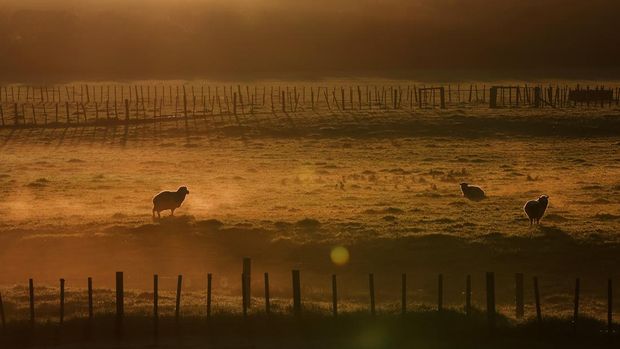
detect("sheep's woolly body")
[524,195,549,225]
[460,183,486,201]
[153,186,190,218]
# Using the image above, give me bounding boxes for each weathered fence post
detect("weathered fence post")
[369,273,376,316]
[175,275,183,322]
[418,89,423,109]
[86,277,93,321]
[332,274,338,317]
[486,272,496,330]
[489,87,498,108]
[207,273,212,319]
[243,258,251,309]
[401,273,407,315]
[264,272,270,315]
[59,278,65,325]
[465,275,471,316]
[241,273,248,317]
[533,276,542,322]
[439,87,446,109]
[534,87,542,108]
[292,270,301,317]
[438,274,443,312]
[573,278,580,332]
[515,273,524,319]
[29,278,35,327]
[116,271,124,338]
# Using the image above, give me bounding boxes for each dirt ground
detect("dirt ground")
[1,102,619,324]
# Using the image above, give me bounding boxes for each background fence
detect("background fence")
[1,83,619,128]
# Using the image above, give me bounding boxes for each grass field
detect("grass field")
[1,84,620,347]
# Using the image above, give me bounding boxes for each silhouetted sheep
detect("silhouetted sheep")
[460,183,486,201]
[524,195,549,226]
[152,186,190,219]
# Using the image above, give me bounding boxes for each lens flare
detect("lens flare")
[330,246,350,266]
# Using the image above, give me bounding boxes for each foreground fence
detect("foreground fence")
[0,264,616,339]
[0,83,619,129]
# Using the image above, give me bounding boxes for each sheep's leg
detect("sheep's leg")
[157,211,161,219]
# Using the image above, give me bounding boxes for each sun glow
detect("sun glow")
[330,246,350,266]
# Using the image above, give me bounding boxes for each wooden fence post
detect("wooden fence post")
[116,272,124,317]
[282,91,286,113]
[29,278,35,327]
[533,276,542,322]
[332,274,338,317]
[175,275,182,322]
[86,277,93,321]
[439,87,446,109]
[465,275,471,316]
[534,87,542,108]
[438,274,443,312]
[369,273,376,316]
[241,273,248,317]
[418,89,422,109]
[486,272,496,330]
[207,273,212,319]
[243,258,251,309]
[116,271,124,338]
[573,278,580,332]
[515,273,524,319]
[489,87,497,108]
[401,273,407,315]
[292,270,301,317]
[263,273,270,315]
[59,278,65,325]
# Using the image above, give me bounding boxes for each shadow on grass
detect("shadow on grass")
[1,309,616,349]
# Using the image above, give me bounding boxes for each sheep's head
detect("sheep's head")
[460,183,469,189]
[539,195,548,204]
[178,186,190,195]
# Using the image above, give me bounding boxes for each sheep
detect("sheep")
[523,195,549,226]
[460,183,486,201]
[152,186,190,219]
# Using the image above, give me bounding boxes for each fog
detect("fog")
[0,0,619,82]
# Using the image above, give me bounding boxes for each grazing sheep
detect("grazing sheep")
[152,186,190,219]
[460,183,486,201]
[524,195,549,226]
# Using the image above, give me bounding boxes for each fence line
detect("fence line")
[1,83,619,129]
[0,269,615,340]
